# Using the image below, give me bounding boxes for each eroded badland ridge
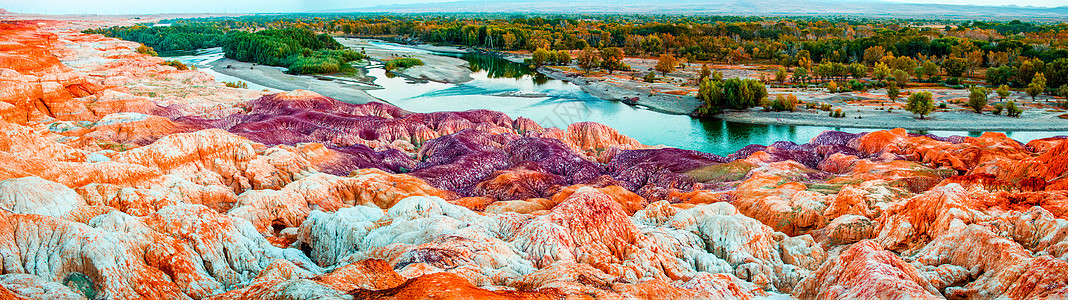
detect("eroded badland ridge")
[0,17,1065,299]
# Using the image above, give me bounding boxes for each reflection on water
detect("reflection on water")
[159,41,1061,156]
[368,41,539,82]
[165,48,279,92]
[457,52,535,79]
[367,47,1067,156]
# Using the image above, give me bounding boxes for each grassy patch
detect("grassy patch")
[384,58,425,71]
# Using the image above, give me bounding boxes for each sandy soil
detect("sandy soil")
[208,58,381,104]
[204,37,479,104]
[720,87,1068,131]
[532,56,766,115]
[526,50,1068,131]
[540,67,702,115]
[336,38,473,84]
[117,27,1068,132]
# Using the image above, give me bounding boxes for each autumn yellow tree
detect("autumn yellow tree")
[577,47,600,74]
[655,54,677,75]
[863,46,885,66]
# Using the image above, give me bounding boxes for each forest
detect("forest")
[86,25,365,74]
[90,14,1068,96]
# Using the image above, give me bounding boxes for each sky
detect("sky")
[884,0,1066,7]
[0,0,1063,15]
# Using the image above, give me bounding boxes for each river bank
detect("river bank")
[200,37,477,104]
[523,51,1068,131]
[336,37,474,84]
[538,66,703,115]
[717,86,1068,131]
[206,57,381,104]
[202,36,1068,132]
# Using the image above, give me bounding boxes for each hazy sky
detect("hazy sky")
[0,0,1063,15]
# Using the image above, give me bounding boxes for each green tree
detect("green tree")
[712,71,723,82]
[532,48,551,67]
[696,77,767,116]
[795,50,812,69]
[986,66,1016,86]
[849,63,867,80]
[872,63,891,81]
[641,35,663,56]
[794,67,808,84]
[1016,58,1045,87]
[555,50,571,65]
[699,64,711,82]
[863,46,886,66]
[942,57,968,78]
[655,54,677,75]
[775,66,787,84]
[913,66,926,81]
[892,69,910,86]
[643,71,656,83]
[906,91,935,119]
[1026,73,1046,101]
[577,47,600,74]
[967,86,989,113]
[996,84,1011,101]
[1057,84,1068,108]
[921,60,939,81]
[887,82,900,102]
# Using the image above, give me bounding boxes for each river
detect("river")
[167,48,280,92]
[169,43,1068,156]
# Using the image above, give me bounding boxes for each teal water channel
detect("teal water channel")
[364,41,1065,156]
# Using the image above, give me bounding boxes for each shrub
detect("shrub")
[938,102,947,109]
[826,81,838,93]
[136,44,158,56]
[819,103,833,111]
[1005,100,1023,117]
[996,84,1011,101]
[945,77,960,86]
[223,81,248,89]
[384,58,424,71]
[768,94,799,112]
[993,103,1003,115]
[886,82,900,102]
[1057,84,1068,109]
[161,60,188,70]
[644,71,656,83]
[785,94,798,112]
[289,56,341,74]
[829,108,845,118]
[966,86,989,113]
[847,79,865,91]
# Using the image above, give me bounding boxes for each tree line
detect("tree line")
[196,14,1068,94]
[86,25,366,75]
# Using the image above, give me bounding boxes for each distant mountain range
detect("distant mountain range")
[329,0,1068,20]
